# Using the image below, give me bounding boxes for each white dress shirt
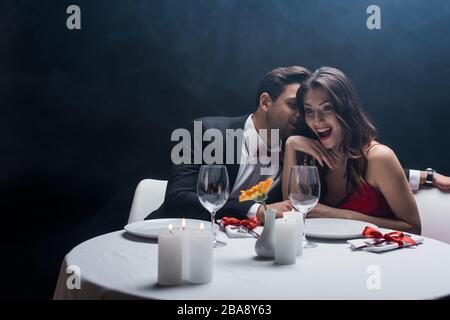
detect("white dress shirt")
[408,169,421,192]
[230,114,282,218]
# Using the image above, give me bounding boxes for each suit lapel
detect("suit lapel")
[222,114,249,188]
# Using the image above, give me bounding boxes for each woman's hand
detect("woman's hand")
[285,136,339,169]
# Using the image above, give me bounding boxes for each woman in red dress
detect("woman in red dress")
[282,67,421,234]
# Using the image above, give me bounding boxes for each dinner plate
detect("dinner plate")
[124,218,218,239]
[305,218,378,240]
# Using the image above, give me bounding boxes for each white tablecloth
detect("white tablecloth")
[54,227,450,300]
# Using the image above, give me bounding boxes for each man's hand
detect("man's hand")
[433,172,450,191]
[286,135,339,169]
[256,200,293,223]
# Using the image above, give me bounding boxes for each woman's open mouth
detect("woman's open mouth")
[316,127,332,141]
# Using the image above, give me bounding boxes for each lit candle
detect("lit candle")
[157,224,183,286]
[189,222,213,284]
[274,218,298,265]
[283,211,304,256]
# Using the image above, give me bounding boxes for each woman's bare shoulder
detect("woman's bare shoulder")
[364,142,403,189]
[366,142,396,162]
[366,142,402,181]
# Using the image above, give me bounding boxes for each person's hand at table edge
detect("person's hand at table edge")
[419,170,450,191]
[256,200,293,223]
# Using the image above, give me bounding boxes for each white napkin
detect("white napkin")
[348,235,424,252]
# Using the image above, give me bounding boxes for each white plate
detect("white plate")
[305,218,378,240]
[124,218,218,239]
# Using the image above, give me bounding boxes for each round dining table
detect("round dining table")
[53,226,450,300]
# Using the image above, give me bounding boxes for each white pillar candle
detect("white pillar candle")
[274,218,298,265]
[189,223,213,284]
[283,211,304,256]
[158,224,183,286]
[179,218,191,281]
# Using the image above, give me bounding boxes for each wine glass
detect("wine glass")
[288,165,321,248]
[197,165,230,247]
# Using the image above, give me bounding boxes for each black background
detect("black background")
[1,0,449,298]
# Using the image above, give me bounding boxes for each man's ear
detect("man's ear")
[259,92,272,112]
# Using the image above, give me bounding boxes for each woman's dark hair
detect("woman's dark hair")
[296,66,377,200]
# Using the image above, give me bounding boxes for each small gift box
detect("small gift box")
[348,226,424,252]
[219,217,260,238]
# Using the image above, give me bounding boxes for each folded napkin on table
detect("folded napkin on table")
[218,217,260,238]
[348,226,424,252]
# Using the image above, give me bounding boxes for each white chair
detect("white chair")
[127,179,168,224]
[414,188,450,244]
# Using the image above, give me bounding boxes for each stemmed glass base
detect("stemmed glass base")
[212,211,227,248]
[302,212,317,249]
[213,240,227,248]
[303,238,317,249]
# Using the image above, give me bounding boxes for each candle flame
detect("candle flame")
[168,223,173,233]
[200,222,204,232]
[181,218,186,230]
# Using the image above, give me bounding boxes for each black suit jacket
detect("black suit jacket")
[146,114,283,221]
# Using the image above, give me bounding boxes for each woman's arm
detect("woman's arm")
[366,145,421,234]
[309,145,422,234]
[309,204,420,234]
[282,138,298,200]
[282,136,338,200]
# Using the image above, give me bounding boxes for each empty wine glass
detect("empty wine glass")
[288,165,321,248]
[197,165,230,247]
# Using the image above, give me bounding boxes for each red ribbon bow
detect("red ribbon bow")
[221,217,260,230]
[362,226,417,247]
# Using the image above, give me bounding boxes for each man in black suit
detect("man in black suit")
[147,66,450,223]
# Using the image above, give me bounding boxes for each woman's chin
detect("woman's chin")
[319,139,335,149]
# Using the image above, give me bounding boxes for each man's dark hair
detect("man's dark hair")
[256,66,311,107]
